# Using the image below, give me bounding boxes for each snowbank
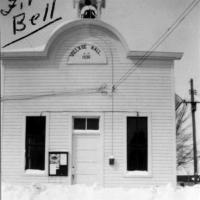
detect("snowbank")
[2,182,200,200]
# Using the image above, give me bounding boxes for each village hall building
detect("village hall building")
[1,0,183,187]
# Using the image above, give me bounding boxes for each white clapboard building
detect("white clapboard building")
[1,0,183,187]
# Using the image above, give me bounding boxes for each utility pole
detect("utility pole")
[181,79,200,184]
[189,78,198,183]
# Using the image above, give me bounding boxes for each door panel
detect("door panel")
[74,174,99,185]
[72,134,101,185]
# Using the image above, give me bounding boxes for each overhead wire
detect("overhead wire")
[114,0,200,89]
[87,27,115,156]
[40,110,140,116]
[0,85,108,102]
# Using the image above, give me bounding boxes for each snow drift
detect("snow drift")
[2,182,200,200]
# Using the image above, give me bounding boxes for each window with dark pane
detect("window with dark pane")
[74,118,86,130]
[25,116,46,170]
[87,118,99,130]
[127,117,148,171]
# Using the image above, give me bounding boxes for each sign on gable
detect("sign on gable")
[68,43,107,64]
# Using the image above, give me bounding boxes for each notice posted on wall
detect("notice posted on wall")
[60,154,67,165]
[49,152,68,176]
[49,164,57,175]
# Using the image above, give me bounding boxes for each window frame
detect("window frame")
[124,113,152,177]
[23,113,49,176]
[73,116,100,135]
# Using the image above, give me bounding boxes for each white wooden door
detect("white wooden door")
[72,134,101,185]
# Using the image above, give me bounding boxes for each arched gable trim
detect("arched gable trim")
[2,20,129,59]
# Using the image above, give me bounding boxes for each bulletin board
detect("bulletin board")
[48,152,68,176]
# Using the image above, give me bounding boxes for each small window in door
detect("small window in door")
[73,117,99,131]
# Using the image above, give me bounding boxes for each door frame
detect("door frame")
[69,112,104,186]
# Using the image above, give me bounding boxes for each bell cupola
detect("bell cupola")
[73,0,105,19]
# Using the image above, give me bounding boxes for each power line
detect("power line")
[88,28,115,157]
[0,84,108,102]
[40,110,141,115]
[114,0,200,89]
[115,0,200,88]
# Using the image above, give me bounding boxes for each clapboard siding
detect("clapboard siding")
[103,111,175,187]
[2,25,176,186]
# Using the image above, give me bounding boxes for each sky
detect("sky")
[0,0,200,142]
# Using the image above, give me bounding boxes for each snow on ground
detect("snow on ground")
[2,182,200,200]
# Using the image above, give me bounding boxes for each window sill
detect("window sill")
[124,171,152,178]
[73,130,100,134]
[25,169,47,176]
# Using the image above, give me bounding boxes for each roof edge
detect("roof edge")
[1,50,184,61]
[127,51,183,60]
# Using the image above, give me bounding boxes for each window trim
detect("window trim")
[23,113,49,176]
[73,116,100,134]
[124,112,152,178]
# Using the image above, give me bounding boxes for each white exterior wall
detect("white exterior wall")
[1,24,177,186]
